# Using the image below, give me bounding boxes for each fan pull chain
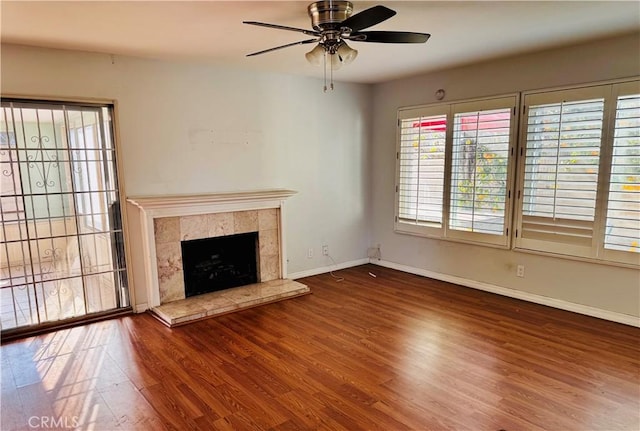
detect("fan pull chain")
[322,51,334,93]
[323,51,327,92]
[330,58,334,91]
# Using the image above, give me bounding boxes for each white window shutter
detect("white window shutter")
[449,108,512,235]
[516,86,609,257]
[603,83,640,264]
[396,106,448,236]
[446,96,516,247]
[516,82,640,265]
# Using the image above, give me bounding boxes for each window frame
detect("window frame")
[395,94,519,248]
[514,79,639,266]
[513,85,610,258]
[599,81,640,264]
[395,104,450,239]
[394,78,639,268]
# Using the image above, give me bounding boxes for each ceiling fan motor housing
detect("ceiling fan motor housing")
[308,1,353,31]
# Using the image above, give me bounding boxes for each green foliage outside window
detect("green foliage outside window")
[455,138,507,213]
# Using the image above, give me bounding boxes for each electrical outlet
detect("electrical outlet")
[516,264,525,278]
[322,245,329,256]
[307,248,313,259]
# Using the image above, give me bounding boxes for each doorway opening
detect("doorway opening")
[1,99,130,336]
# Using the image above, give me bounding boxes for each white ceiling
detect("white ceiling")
[2,1,639,84]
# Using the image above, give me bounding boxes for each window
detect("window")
[515,80,639,265]
[1,131,16,146]
[396,78,639,266]
[69,122,109,231]
[0,129,24,221]
[397,107,446,233]
[604,85,640,258]
[448,99,515,246]
[396,95,518,247]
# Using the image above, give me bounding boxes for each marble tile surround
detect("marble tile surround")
[154,208,280,304]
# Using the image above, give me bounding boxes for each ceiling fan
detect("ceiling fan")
[243,1,430,90]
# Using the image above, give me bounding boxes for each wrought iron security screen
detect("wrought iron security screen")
[0,100,129,332]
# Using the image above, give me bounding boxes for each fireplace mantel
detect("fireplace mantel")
[126,189,297,311]
[127,189,297,216]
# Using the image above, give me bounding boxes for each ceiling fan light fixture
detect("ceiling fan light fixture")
[245,2,430,91]
[336,41,358,65]
[305,43,325,66]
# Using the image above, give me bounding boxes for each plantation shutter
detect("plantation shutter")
[396,106,447,236]
[603,83,640,261]
[517,86,608,257]
[447,96,516,247]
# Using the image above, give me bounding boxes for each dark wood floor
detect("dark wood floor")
[1,264,639,430]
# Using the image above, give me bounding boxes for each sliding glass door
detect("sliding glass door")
[0,100,129,332]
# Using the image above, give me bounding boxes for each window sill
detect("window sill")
[513,246,640,269]
[394,226,511,250]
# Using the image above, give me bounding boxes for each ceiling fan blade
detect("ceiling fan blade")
[350,31,430,44]
[246,38,319,57]
[243,21,320,37]
[340,5,396,32]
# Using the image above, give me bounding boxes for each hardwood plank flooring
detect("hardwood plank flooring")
[1,264,638,430]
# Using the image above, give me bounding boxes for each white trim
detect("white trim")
[126,189,297,308]
[127,189,296,213]
[289,258,370,280]
[371,259,640,328]
[133,302,149,313]
[279,199,289,279]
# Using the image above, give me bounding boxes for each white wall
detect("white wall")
[370,33,640,319]
[1,44,372,307]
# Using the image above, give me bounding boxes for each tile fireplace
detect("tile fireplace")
[126,190,309,324]
[153,207,281,303]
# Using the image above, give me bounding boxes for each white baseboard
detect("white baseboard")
[133,302,149,313]
[371,259,640,328]
[288,258,370,280]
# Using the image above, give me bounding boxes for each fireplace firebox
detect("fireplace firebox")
[181,232,258,297]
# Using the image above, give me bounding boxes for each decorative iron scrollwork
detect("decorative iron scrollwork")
[27,136,59,189]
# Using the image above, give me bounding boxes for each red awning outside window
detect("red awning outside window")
[412,112,510,132]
